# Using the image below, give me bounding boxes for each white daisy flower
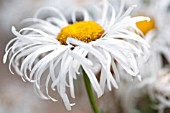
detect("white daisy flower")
[115,79,144,113]
[142,4,170,112]
[144,67,170,113]
[119,0,170,81]
[116,1,170,112]
[132,0,170,104]
[3,0,150,110]
[116,67,170,113]
[134,0,170,67]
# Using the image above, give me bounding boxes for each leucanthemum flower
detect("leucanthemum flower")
[116,1,170,112]
[139,67,170,113]
[3,0,150,110]
[115,79,144,113]
[119,0,170,80]
[116,68,170,113]
[134,0,170,66]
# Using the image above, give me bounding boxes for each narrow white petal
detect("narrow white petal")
[82,65,103,97]
[34,6,67,23]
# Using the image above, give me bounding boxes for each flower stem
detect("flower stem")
[82,69,101,113]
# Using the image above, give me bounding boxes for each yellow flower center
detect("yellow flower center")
[57,21,104,45]
[136,17,155,35]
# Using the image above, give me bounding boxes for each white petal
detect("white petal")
[82,65,103,97]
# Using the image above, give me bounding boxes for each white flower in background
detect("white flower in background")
[124,0,170,80]
[3,0,150,110]
[116,0,170,113]
[117,0,170,80]
[119,67,170,113]
[133,1,170,110]
[140,67,170,113]
[116,79,144,113]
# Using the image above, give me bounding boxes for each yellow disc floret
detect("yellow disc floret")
[136,17,155,35]
[57,21,104,45]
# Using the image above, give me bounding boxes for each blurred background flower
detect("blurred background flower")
[116,0,170,113]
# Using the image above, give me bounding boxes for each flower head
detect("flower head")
[136,17,155,35]
[116,1,170,112]
[118,67,170,113]
[122,0,170,80]
[57,21,104,44]
[3,0,150,110]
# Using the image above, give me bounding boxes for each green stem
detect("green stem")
[82,69,101,113]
